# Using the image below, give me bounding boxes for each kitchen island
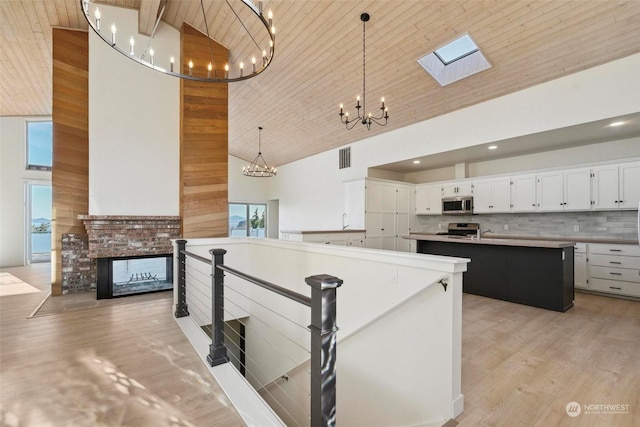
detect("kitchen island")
[410,234,575,312]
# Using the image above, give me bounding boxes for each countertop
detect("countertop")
[281,229,366,234]
[406,232,638,245]
[407,232,639,246]
[407,233,575,249]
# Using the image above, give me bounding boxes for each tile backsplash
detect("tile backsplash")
[417,210,639,241]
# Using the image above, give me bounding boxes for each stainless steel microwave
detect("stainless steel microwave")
[442,196,473,215]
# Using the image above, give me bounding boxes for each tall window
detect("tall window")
[229,203,267,237]
[27,121,53,170]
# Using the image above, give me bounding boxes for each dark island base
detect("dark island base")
[418,240,574,312]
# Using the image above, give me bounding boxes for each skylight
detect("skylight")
[434,34,478,65]
[416,33,491,87]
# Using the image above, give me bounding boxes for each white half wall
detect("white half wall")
[0,117,52,267]
[270,54,640,231]
[88,5,180,216]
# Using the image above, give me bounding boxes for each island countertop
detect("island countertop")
[406,233,575,249]
[281,229,365,234]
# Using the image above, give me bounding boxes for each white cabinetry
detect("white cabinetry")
[442,182,473,198]
[536,168,591,211]
[364,180,412,252]
[588,243,640,298]
[510,174,537,212]
[415,184,442,215]
[592,162,640,210]
[574,243,588,290]
[473,177,511,213]
[280,231,365,246]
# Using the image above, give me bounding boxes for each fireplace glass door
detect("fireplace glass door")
[97,254,173,298]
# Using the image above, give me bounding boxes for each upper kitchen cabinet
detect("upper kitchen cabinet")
[536,168,591,212]
[415,183,443,215]
[592,162,640,210]
[510,174,537,212]
[442,182,473,198]
[473,177,511,213]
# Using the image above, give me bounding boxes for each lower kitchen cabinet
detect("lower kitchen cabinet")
[281,231,365,246]
[417,239,574,312]
[587,243,640,298]
[574,243,588,289]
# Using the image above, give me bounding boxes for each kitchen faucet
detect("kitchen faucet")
[342,213,349,230]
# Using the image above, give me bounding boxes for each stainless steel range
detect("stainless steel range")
[436,222,480,237]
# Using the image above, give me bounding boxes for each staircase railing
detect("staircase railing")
[174,239,341,427]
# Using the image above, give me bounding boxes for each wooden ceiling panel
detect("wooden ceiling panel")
[1,0,639,166]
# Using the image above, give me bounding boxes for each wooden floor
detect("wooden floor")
[0,263,245,427]
[456,291,640,427]
[1,264,639,426]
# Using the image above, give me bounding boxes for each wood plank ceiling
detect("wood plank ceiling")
[1,1,639,167]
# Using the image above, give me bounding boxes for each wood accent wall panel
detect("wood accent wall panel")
[180,24,229,238]
[52,28,89,296]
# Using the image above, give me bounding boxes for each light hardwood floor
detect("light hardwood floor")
[2,264,638,426]
[0,263,245,427]
[456,291,640,427]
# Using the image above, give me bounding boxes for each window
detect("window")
[27,121,53,170]
[434,34,478,65]
[229,203,267,237]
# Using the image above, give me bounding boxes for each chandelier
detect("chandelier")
[80,0,276,83]
[243,127,277,177]
[339,13,389,130]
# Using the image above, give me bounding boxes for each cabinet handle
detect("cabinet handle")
[609,287,622,290]
[609,261,622,264]
[609,272,622,276]
[609,249,622,252]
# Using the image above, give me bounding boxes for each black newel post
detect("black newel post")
[207,248,229,367]
[306,274,343,427]
[174,239,189,318]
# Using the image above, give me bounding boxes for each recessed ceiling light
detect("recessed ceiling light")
[609,121,625,127]
[488,145,497,150]
[413,160,421,164]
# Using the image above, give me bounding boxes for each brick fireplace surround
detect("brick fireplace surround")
[61,216,181,294]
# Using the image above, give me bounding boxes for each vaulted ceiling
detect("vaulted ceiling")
[2,0,639,167]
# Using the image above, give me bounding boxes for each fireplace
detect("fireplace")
[96,254,173,299]
[78,215,181,298]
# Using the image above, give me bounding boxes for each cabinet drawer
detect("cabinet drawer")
[589,254,640,269]
[589,244,640,257]
[590,266,640,284]
[574,242,587,253]
[589,278,640,298]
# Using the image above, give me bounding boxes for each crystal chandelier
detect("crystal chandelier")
[80,0,276,83]
[243,127,277,177]
[339,13,389,130]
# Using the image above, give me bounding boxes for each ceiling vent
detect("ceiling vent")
[339,147,351,169]
[417,33,491,86]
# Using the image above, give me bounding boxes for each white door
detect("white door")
[472,180,492,213]
[381,212,396,250]
[564,168,591,211]
[619,162,640,209]
[415,184,442,214]
[592,165,619,210]
[537,172,564,211]
[396,212,410,252]
[491,178,512,212]
[396,186,410,214]
[365,212,382,249]
[511,174,537,212]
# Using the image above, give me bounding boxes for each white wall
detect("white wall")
[404,137,640,184]
[177,238,466,425]
[88,5,180,215]
[270,54,640,231]
[0,117,52,267]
